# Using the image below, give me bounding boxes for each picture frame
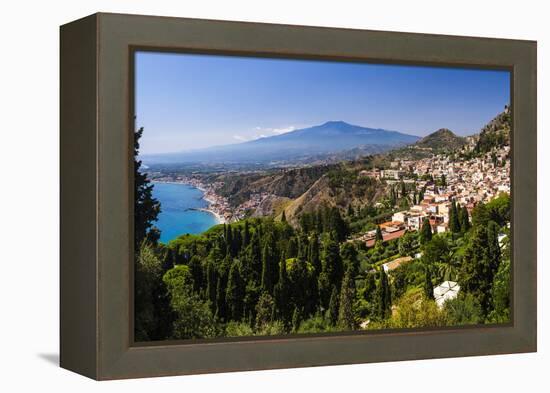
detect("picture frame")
[60,12,537,380]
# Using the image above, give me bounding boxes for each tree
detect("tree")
[163,265,217,339]
[261,242,275,294]
[487,259,511,323]
[273,254,290,323]
[337,272,356,330]
[376,270,392,320]
[420,217,432,244]
[385,289,447,329]
[460,226,494,314]
[444,293,483,326]
[319,234,343,308]
[486,193,511,227]
[242,221,250,247]
[226,260,245,321]
[133,126,161,249]
[398,231,416,257]
[459,205,470,232]
[255,292,275,331]
[327,286,339,326]
[423,264,434,300]
[281,209,287,222]
[292,307,302,332]
[134,242,174,341]
[329,208,349,242]
[308,233,321,275]
[375,225,383,242]
[340,242,359,276]
[449,200,461,233]
[471,203,490,228]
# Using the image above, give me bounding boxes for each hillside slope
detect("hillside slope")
[415,128,466,150]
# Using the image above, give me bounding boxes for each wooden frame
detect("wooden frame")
[60,12,537,380]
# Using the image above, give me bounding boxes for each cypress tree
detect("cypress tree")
[459,206,471,232]
[226,260,244,321]
[133,126,161,249]
[364,273,376,302]
[375,225,384,242]
[377,270,391,319]
[274,253,290,323]
[450,200,460,233]
[243,221,250,247]
[226,225,234,256]
[460,226,493,314]
[420,217,432,244]
[327,285,339,326]
[330,208,349,242]
[261,243,274,294]
[281,210,287,222]
[309,233,321,275]
[215,275,226,321]
[292,307,301,332]
[337,271,356,330]
[286,237,298,258]
[341,242,359,276]
[248,231,262,281]
[424,264,434,299]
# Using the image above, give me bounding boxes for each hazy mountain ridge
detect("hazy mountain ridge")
[142,121,420,165]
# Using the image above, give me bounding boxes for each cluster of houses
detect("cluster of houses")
[359,143,510,307]
[358,142,510,248]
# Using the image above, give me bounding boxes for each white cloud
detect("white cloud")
[253,125,297,135]
[232,135,249,142]
[271,126,296,134]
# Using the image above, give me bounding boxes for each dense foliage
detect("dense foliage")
[135,192,511,340]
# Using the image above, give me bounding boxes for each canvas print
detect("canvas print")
[133,52,511,342]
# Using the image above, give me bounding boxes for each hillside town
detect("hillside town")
[356,142,510,250]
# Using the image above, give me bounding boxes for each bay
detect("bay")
[151,182,219,243]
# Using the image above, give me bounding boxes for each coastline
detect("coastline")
[197,207,226,224]
[152,180,227,225]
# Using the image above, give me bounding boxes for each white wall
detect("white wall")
[0,0,547,391]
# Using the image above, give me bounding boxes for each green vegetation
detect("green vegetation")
[134,117,511,340]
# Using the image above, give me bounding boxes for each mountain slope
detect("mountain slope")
[143,121,420,165]
[474,108,511,154]
[415,128,466,150]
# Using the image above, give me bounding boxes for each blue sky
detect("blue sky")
[135,51,510,154]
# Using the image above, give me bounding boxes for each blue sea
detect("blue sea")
[151,182,219,243]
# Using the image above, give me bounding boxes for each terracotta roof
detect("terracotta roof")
[365,228,406,247]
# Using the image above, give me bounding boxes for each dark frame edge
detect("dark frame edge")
[60,13,100,380]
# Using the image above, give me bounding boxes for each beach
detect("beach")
[150,181,223,242]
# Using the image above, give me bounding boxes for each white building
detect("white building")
[433,281,460,308]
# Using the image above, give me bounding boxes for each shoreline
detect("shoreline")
[153,180,227,225]
[196,207,226,225]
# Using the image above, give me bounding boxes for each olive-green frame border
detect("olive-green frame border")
[60,12,537,380]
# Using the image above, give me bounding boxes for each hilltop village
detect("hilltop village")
[356,143,510,246]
